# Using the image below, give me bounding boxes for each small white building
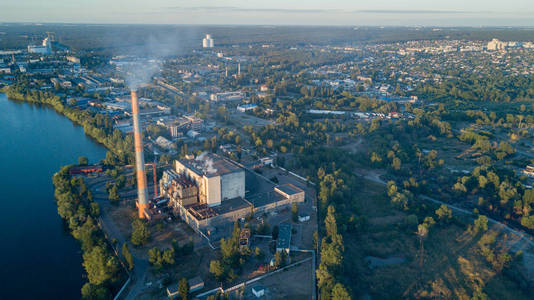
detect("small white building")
[237,103,258,112]
[298,214,310,222]
[252,285,265,298]
[187,130,200,139]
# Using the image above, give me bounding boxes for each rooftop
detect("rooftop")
[179,152,242,178]
[213,197,251,215]
[275,184,304,196]
[186,197,251,220]
[276,223,292,251]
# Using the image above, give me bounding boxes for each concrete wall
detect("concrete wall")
[221,171,245,201]
[175,202,250,234]
[203,205,251,228]
[206,175,221,207]
[288,192,305,203]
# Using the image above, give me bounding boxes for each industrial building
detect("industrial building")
[175,152,246,207]
[202,34,215,48]
[157,115,203,138]
[27,33,66,55]
[159,153,306,239]
[210,91,244,102]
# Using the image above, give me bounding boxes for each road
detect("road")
[91,177,150,300]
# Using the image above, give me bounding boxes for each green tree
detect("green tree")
[178,277,190,300]
[162,248,175,265]
[325,205,338,238]
[520,215,534,229]
[392,157,402,171]
[82,246,119,285]
[435,204,452,224]
[148,247,163,269]
[274,251,287,268]
[209,260,226,281]
[131,219,150,246]
[78,156,89,166]
[81,283,109,300]
[473,215,489,234]
[122,243,134,270]
[108,184,120,204]
[331,283,351,300]
[72,217,99,251]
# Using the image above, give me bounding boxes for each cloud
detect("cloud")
[353,9,491,14]
[164,7,498,16]
[165,6,337,14]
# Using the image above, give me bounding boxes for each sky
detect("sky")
[1,0,534,26]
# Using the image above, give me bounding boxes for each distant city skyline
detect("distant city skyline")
[2,0,534,26]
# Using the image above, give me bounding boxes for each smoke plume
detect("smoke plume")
[116,31,187,90]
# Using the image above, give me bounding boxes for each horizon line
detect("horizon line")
[2,22,534,29]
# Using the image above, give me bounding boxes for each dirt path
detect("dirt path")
[91,178,150,300]
[356,170,534,282]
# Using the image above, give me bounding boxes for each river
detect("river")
[0,93,107,299]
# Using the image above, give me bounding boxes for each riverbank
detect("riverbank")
[1,85,134,164]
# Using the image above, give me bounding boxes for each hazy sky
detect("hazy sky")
[2,0,534,26]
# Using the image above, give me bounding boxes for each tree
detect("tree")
[254,247,265,261]
[122,243,134,270]
[291,203,299,222]
[108,184,120,204]
[435,204,452,224]
[72,217,99,251]
[131,219,150,246]
[178,277,190,300]
[78,156,89,166]
[392,157,401,171]
[473,215,489,234]
[520,215,534,229]
[162,248,175,265]
[331,283,351,300]
[274,251,287,268]
[148,247,163,269]
[81,283,108,300]
[325,205,338,238]
[209,260,226,281]
[82,246,119,285]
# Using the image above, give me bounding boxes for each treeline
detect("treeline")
[453,165,534,230]
[298,148,364,299]
[418,74,534,102]
[4,84,134,164]
[53,166,123,299]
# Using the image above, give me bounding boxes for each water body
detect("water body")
[0,93,107,299]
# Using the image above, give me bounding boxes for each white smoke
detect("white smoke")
[205,159,217,175]
[196,152,218,175]
[118,32,188,90]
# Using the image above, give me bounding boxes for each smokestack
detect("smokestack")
[131,90,149,219]
[238,63,241,77]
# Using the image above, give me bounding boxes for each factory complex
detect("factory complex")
[160,153,305,239]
